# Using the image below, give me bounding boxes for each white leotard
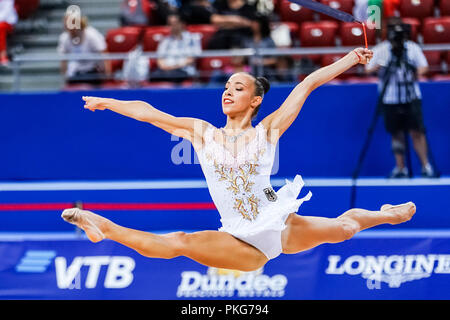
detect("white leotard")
[195,121,312,259]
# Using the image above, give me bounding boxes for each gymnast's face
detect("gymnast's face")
[222,73,261,117]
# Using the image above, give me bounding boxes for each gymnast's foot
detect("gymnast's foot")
[61,208,109,243]
[380,202,416,225]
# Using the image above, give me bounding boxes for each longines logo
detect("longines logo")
[325,254,450,288]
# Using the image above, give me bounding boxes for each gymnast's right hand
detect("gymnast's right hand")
[82,96,109,111]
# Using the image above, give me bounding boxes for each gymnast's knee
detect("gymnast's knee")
[336,218,359,241]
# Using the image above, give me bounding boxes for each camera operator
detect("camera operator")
[365,17,436,178]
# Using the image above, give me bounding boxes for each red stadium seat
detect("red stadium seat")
[106,27,143,52]
[319,0,354,21]
[14,0,40,20]
[198,57,232,81]
[402,17,420,41]
[186,24,218,49]
[278,0,314,25]
[299,21,339,46]
[198,57,232,73]
[106,27,143,72]
[142,26,171,52]
[440,0,450,16]
[340,22,376,46]
[299,21,339,63]
[423,51,443,75]
[422,17,450,43]
[399,0,434,19]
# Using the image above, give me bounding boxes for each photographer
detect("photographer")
[365,18,435,178]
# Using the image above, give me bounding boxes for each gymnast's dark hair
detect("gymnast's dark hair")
[252,76,270,120]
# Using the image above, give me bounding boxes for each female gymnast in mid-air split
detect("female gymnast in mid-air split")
[62,47,416,272]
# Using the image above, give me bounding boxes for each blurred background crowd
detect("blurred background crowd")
[0,0,449,91]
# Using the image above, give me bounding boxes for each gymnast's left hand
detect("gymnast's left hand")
[353,48,373,65]
[82,96,109,112]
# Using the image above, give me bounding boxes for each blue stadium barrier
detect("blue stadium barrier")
[0,82,449,181]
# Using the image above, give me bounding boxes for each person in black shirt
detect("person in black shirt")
[207,0,256,49]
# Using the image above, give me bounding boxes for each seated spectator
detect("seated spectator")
[207,0,256,49]
[57,13,111,85]
[180,0,215,24]
[0,0,18,66]
[120,0,152,26]
[151,13,201,83]
[242,14,277,76]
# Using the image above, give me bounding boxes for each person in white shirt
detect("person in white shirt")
[0,0,18,65]
[151,13,201,83]
[365,18,435,178]
[57,13,110,85]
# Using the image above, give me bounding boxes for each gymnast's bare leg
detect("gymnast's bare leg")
[61,208,268,271]
[281,202,416,254]
[62,201,415,271]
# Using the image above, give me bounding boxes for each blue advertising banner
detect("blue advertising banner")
[1,231,449,300]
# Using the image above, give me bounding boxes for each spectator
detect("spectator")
[243,15,277,76]
[57,13,111,85]
[120,0,152,26]
[365,18,436,178]
[151,13,201,83]
[180,0,215,24]
[207,0,256,49]
[0,0,18,66]
[247,0,275,16]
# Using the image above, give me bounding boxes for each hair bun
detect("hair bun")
[256,76,270,94]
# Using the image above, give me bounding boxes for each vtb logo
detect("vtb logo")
[15,251,136,289]
[55,256,135,289]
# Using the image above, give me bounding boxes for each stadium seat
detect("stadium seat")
[340,22,376,46]
[299,21,339,46]
[422,17,450,43]
[198,57,231,72]
[319,0,354,21]
[440,0,450,16]
[106,27,143,72]
[278,0,314,25]
[142,26,171,52]
[423,51,443,75]
[198,57,232,80]
[402,17,420,41]
[399,0,434,19]
[14,0,40,20]
[186,24,218,49]
[106,27,143,52]
[299,21,339,63]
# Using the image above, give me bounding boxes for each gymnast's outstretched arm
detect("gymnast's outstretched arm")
[261,47,373,142]
[82,97,210,146]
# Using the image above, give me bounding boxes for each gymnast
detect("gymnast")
[62,47,416,271]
